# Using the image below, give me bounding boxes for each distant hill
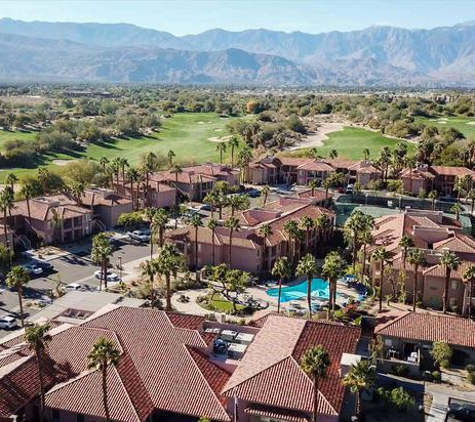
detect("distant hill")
[0,18,475,86]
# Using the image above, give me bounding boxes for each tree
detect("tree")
[284,220,303,267]
[271,256,292,313]
[5,172,18,192]
[398,235,414,269]
[228,135,240,167]
[329,149,338,159]
[321,251,346,318]
[428,190,438,211]
[314,214,330,257]
[371,247,392,312]
[407,248,427,312]
[439,250,460,314]
[224,217,240,267]
[68,180,85,205]
[99,156,110,171]
[207,219,218,266]
[463,264,475,319]
[301,215,315,252]
[309,147,319,159]
[125,167,141,210]
[344,209,368,273]
[0,189,13,249]
[6,266,30,327]
[342,360,376,419]
[87,338,121,422]
[167,149,176,167]
[20,182,35,238]
[0,244,12,274]
[363,148,370,161]
[359,230,373,283]
[151,208,169,254]
[142,259,157,308]
[261,185,270,207]
[188,213,203,270]
[170,164,183,189]
[228,194,249,216]
[467,189,475,215]
[451,203,463,220]
[25,323,52,422]
[203,192,218,219]
[37,166,51,195]
[259,224,273,272]
[216,142,227,164]
[153,244,184,311]
[300,345,331,422]
[224,268,248,312]
[91,233,114,291]
[296,254,319,318]
[430,341,452,369]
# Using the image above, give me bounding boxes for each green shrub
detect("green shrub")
[391,364,410,377]
[390,387,415,411]
[467,371,475,385]
[465,364,475,373]
[432,371,441,382]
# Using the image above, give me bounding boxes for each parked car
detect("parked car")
[22,264,43,276]
[32,259,54,272]
[345,184,354,194]
[33,296,53,307]
[246,188,261,198]
[65,283,83,292]
[94,270,120,281]
[127,229,151,242]
[446,403,475,421]
[0,316,18,330]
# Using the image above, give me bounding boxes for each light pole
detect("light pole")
[118,256,122,281]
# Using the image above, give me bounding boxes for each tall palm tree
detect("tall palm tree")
[399,234,414,269]
[5,266,30,327]
[300,345,331,422]
[321,251,346,318]
[428,190,438,211]
[151,208,169,255]
[188,214,203,270]
[359,230,373,283]
[284,220,301,267]
[314,214,330,257]
[224,217,240,267]
[25,323,52,422]
[439,250,460,314]
[118,157,129,190]
[301,216,314,252]
[328,149,338,159]
[463,264,475,319]
[203,192,218,219]
[371,246,392,312]
[216,142,227,164]
[69,181,85,205]
[309,147,318,159]
[20,182,35,238]
[0,244,12,275]
[296,254,319,318]
[207,219,218,266]
[91,233,114,291]
[362,148,370,161]
[154,244,184,311]
[342,360,376,419]
[308,179,318,197]
[109,157,121,188]
[142,259,157,308]
[87,338,121,422]
[228,194,249,216]
[261,185,270,207]
[37,166,50,195]
[467,189,475,215]
[451,203,463,220]
[344,209,366,273]
[0,189,14,248]
[5,172,18,192]
[125,167,141,210]
[228,135,240,167]
[170,164,183,189]
[407,248,427,312]
[271,256,292,313]
[99,156,110,172]
[167,149,176,167]
[258,224,273,272]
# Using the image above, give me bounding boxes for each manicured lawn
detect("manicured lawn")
[0,113,242,182]
[290,126,415,160]
[0,129,38,148]
[199,293,245,313]
[415,116,475,138]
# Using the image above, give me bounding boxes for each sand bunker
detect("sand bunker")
[214,128,223,132]
[52,159,75,166]
[288,123,344,150]
[466,122,475,125]
[197,121,206,125]
[207,135,232,143]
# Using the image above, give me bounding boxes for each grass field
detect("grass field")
[290,126,415,160]
[414,116,475,138]
[0,113,239,182]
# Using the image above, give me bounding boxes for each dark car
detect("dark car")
[246,189,261,198]
[446,403,475,421]
[33,259,54,272]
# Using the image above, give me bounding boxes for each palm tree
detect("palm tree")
[428,190,439,211]
[451,203,463,220]
[359,230,373,283]
[228,194,249,216]
[99,156,110,172]
[0,189,14,248]
[309,147,319,159]
[5,266,30,327]
[363,148,370,161]
[321,251,346,318]
[125,167,141,210]
[167,149,176,167]
[342,360,376,419]
[439,250,460,314]
[467,189,475,215]
[20,182,35,237]
[284,220,301,267]
[5,172,18,192]
[203,192,218,219]
[463,264,475,319]
[216,142,227,164]
[37,166,50,195]
[188,214,203,270]
[300,345,331,422]
[259,224,273,272]
[207,219,218,266]
[170,164,183,189]
[296,254,319,318]
[399,234,414,269]
[150,208,169,256]
[328,149,338,159]
[228,135,240,167]
[69,181,85,205]
[299,216,315,253]
[271,256,292,313]
[118,157,129,190]
[25,323,52,422]
[371,246,392,312]
[344,209,366,273]
[407,248,427,312]
[314,214,330,257]
[91,233,114,291]
[261,185,270,207]
[308,179,319,197]
[224,217,240,267]
[142,259,157,308]
[87,338,121,422]
[154,244,184,311]
[109,157,122,188]
[0,244,12,275]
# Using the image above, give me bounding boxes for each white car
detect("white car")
[33,296,53,307]
[94,270,119,281]
[127,229,151,242]
[22,264,43,276]
[0,316,18,329]
[65,283,83,292]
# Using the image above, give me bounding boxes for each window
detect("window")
[451,280,458,290]
[51,409,60,421]
[77,414,85,422]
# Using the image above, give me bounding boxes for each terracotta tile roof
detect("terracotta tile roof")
[245,404,309,422]
[431,166,475,178]
[375,312,475,348]
[400,168,435,180]
[165,312,205,330]
[151,163,238,185]
[297,161,335,172]
[433,233,475,256]
[223,315,360,416]
[82,190,132,207]
[297,189,331,204]
[279,157,311,167]
[323,159,359,169]
[422,260,470,279]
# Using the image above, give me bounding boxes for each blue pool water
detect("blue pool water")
[267,278,330,303]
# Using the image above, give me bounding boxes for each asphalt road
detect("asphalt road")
[0,238,152,331]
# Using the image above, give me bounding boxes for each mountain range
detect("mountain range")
[0,17,475,86]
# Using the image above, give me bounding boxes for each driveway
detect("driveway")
[426,383,475,421]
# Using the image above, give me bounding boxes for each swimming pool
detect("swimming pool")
[267,278,330,303]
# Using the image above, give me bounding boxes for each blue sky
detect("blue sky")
[0,0,473,35]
